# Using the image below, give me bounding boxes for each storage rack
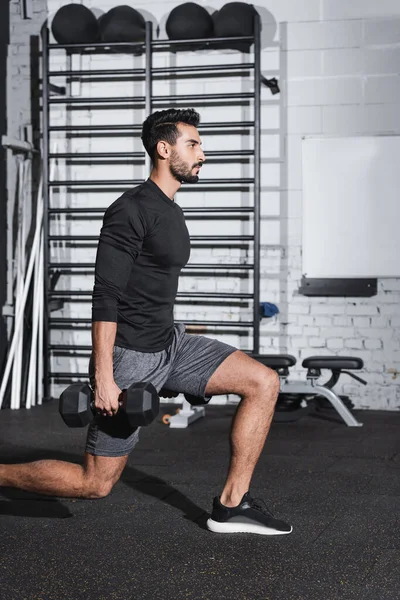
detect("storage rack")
[41,15,268,400]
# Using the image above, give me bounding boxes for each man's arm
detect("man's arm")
[91,321,122,416]
[92,321,116,384]
[91,197,147,416]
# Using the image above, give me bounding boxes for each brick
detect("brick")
[380,293,400,305]
[286,50,323,78]
[298,316,314,326]
[322,105,365,135]
[312,304,347,315]
[381,279,400,292]
[327,338,345,349]
[365,76,400,104]
[286,325,303,336]
[383,340,400,352]
[345,339,365,349]
[314,316,333,327]
[291,337,309,348]
[287,106,323,135]
[290,303,310,315]
[364,18,400,45]
[352,317,371,327]
[284,20,362,51]
[309,338,326,348]
[357,328,392,340]
[363,104,400,134]
[345,304,378,316]
[364,339,382,350]
[364,48,400,75]
[333,316,353,327]
[322,0,400,20]
[323,48,363,76]
[287,77,362,107]
[323,327,356,338]
[303,326,320,337]
[370,317,390,328]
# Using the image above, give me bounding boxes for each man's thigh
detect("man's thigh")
[163,330,237,398]
[204,350,278,397]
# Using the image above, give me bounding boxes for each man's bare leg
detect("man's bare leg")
[0,453,128,498]
[204,351,279,507]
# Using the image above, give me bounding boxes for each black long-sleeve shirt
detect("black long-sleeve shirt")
[92,179,191,352]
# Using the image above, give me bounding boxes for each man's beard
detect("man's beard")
[169,150,201,184]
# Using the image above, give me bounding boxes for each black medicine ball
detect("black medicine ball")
[213,2,256,37]
[51,3,99,45]
[166,2,214,40]
[99,5,146,43]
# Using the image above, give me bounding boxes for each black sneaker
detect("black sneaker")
[206,492,293,535]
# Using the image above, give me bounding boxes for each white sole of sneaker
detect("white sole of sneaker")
[206,518,293,536]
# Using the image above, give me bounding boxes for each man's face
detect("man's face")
[169,123,206,184]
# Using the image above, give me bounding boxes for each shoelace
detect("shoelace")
[250,497,275,517]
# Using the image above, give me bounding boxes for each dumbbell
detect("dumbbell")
[184,393,212,406]
[59,381,159,428]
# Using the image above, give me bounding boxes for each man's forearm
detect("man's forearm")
[91,321,117,383]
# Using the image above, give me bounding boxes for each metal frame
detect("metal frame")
[41,16,263,394]
[41,25,50,401]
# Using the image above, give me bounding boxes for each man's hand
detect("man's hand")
[94,379,122,417]
[159,388,179,399]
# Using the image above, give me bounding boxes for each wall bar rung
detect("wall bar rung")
[49,152,146,159]
[49,178,255,187]
[48,207,255,214]
[152,35,253,47]
[49,263,254,271]
[49,291,254,299]
[153,63,254,74]
[48,121,256,133]
[48,96,146,104]
[49,319,254,327]
[48,68,146,77]
[48,235,254,242]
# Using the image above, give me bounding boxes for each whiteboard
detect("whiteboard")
[302,136,399,278]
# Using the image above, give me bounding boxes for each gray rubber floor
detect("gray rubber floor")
[0,401,399,600]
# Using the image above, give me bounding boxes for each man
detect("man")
[0,108,292,536]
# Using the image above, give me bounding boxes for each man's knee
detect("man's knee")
[253,365,280,397]
[83,453,128,499]
[88,482,113,499]
[84,472,123,498]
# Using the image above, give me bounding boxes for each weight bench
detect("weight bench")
[253,355,365,427]
[165,355,365,429]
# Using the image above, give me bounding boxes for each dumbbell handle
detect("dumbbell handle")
[89,389,126,414]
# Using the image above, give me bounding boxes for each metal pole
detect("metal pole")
[41,25,50,401]
[253,13,261,354]
[144,21,152,177]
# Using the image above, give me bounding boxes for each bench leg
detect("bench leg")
[281,382,363,427]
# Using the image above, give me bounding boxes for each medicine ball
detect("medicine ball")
[99,5,146,43]
[166,2,214,40]
[51,4,99,45]
[213,2,256,38]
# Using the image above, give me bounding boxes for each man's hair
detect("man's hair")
[141,108,200,161]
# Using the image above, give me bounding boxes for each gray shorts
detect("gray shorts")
[85,323,237,457]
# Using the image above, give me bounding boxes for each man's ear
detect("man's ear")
[155,140,170,160]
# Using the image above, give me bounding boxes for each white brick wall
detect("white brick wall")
[7,0,400,409]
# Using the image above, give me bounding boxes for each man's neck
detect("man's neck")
[149,168,181,201]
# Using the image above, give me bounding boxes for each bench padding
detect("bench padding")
[302,356,364,370]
